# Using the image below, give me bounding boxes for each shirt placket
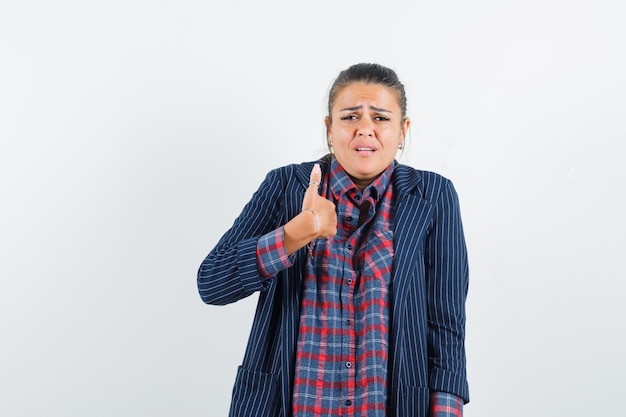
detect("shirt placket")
[340,197,360,415]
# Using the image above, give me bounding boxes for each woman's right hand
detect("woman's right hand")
[301,163,337,239]
[283,164,336,255]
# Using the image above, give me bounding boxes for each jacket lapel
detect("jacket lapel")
[390,165,434,315]
[387,165,435,405]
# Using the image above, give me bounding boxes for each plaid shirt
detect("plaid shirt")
[257,159,463,416]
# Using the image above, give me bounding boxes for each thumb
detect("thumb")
[309,163,321,191]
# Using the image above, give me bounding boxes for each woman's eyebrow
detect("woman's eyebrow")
[338,105,392,113]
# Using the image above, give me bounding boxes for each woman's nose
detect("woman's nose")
[357,117,374,136]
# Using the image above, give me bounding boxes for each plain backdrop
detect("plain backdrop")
[1,0,625,416]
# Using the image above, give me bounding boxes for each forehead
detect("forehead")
[332,82,401,111]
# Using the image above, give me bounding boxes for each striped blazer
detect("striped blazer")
[198,156,469,417]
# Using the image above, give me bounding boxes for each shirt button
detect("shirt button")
[345,400,352,406]
[355,195,361,200]
[345,361,352,368]
[347,216,353,221]
[346,319,351,325]
[346,279,353,285]
[346,244,352,250]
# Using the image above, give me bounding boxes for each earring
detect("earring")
[398,142,404,150]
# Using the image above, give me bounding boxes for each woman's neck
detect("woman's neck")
[350,175,376,193]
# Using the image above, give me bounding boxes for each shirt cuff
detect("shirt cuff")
[431,391,463,417]
[256,227,295,279]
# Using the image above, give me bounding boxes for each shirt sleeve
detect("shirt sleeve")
[256,226,296,278]
[430,391,463,417]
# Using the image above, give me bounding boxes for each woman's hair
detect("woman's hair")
[327,63,408,124]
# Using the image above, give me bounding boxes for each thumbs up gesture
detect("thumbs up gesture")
[283,164,336,255]
[301,164,337,239]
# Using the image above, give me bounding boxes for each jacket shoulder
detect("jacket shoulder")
[394,164,453,203]
[265,155,332,187]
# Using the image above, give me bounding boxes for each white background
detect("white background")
[1,0,625,416]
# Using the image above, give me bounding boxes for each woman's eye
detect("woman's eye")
[340,114,357,120]
[375,115,390,121]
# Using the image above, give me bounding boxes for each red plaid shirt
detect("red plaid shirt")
[257,159,463,416]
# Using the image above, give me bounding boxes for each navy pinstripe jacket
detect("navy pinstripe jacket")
[198,155,469,417]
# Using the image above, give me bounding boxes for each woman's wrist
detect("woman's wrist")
[301,208,318,235]
[283,211,318,255]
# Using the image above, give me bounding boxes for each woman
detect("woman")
[198,63,469,417]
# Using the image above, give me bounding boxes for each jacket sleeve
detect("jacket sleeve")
[197,168,288,306]
[425,179,470,403]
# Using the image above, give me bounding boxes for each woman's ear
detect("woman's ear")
[402,117,411,138]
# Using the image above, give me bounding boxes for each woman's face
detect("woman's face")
[326,82,410,190]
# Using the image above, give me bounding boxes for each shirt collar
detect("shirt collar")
[328,156,395,203]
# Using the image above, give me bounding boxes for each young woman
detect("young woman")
[198,63,470,417]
